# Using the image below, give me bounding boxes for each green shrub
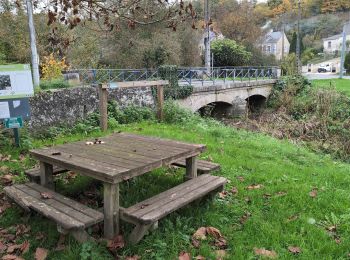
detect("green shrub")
[157,65,193,100]
[163,100,199,124]
[108,101,155,124]
[211,39,252,66]
[344,52,350,74]
[39,79,70,90]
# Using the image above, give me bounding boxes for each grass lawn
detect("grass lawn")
[312,79,350,96]
[2,119,350,259]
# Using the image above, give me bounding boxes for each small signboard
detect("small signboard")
[0,64,34,100]
[0,98,31,120]
[4,117,23,129]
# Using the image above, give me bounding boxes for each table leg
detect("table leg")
[104,183,120,239]
[40,162,54,189]
[185,156,197,180]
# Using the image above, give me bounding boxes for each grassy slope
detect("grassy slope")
[312,79,350,96]
[2,120,350,259]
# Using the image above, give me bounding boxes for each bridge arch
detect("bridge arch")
[246,94,267,113]
[198,101,234,118]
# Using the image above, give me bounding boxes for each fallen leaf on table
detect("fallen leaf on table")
[288,246,301,254]
[107,235,125,251]
[309,188,318,198]
[254,248,277,259]
[34,248,48,260]
[247,184,263,190]
[193,227,207,240]
[40,192,53,199]
[178,251,190,260]
[85,142,94,145]
[206,227,222,239]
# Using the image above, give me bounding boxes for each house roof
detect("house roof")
[324,23,350,41]
[263,31,283,44]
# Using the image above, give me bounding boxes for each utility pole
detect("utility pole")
[204,0,211,72]
[340,23,348,79]
[26,0,40,87]
[296,0,302,74]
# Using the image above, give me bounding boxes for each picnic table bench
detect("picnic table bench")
[4,132,226,244]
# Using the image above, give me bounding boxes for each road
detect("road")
[304,73,350,80]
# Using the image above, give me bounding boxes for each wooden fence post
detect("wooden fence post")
[98,84,108,132]
[157,85,164,121]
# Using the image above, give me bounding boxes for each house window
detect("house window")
[263,45,266,52]
[328,41,332,49]
[267,46,271,53]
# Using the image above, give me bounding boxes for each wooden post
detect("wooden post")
[103,183,119,239]
[157,85,164,121]
[40,162,54,189]
[98,84,108,132]
[185,156,197,180]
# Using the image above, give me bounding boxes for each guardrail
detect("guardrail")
[63,66,280,86]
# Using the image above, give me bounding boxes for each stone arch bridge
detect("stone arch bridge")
[177,79,276,117]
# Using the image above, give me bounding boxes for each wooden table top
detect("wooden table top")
[30,132,206,184]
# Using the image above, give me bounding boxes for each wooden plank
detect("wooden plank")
[4,186,31,212]
[99,84,108,132]
[40,162,54,189]
[185,156,197,180]
[15,184,94,225]
[122,174,215,216]
[26,166,67,177]
[172,159,221,172]
[25,182,103,220]
[104,183,119,239]
[117,133,206,152]
[140,177,226,223]
[157,85,164,121]
[30,148,128,183]
[56,144,147,168]
[115,80,168,88]
[5,186,85,229]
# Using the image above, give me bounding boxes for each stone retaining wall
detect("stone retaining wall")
[28,86,154,130]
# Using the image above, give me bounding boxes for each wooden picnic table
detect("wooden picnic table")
[29,132,206,239]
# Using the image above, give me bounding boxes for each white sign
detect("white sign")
[0,64,34,100]
[0,101,10,118]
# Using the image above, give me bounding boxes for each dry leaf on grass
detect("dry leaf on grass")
[213,237,228,249]
[107,235,125,251]
[286,214,299,222]
[195,255,206,260]
[237,176,245,182]
[125,256,141,260]
[178,251,190,260]
[275,191,287,197]
[15,224,31,236]
[218,191,228,199]
[254,248,277,259]
[231,187,238,195]
[215,249,226,258]
[309,188,318,198]
[191,238,200,248]
[0,241,7,253]
[206,227,222,239]
[288,246,301,254]
[193,227,207,240]
[1,175,13,185]
[240,212,252,224]
[2,255,24,260]
[0,166,9,173]
[34,248,48,260]
[247,184,263,190]
[7,244,22,254]
[40,192,53,199]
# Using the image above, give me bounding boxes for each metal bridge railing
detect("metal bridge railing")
[63,66,280,86]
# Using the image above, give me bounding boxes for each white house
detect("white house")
[323,23,350,54]
[260,31,290,60]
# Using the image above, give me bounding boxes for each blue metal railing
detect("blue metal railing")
[63,66,280,86]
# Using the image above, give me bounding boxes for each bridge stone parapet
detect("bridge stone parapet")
[177,79,276,117]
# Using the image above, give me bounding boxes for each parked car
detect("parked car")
[318,64,331,73]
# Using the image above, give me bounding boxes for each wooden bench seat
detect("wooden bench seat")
[171,159,220,174]
[25,166,67,183]
[4,182,104,242]
[120,174,227,244]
